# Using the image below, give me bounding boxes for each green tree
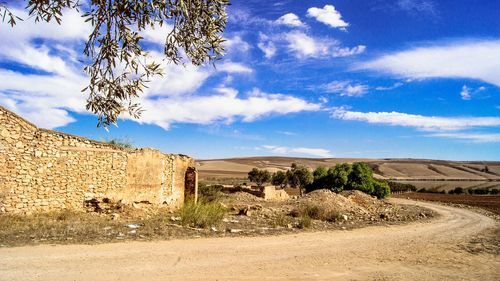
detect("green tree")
[248,168,271,187]
[313,166,328,181]
[326,163,352,192]
[371,180,390,199]
[347,162,374,194]
[286,163,313,196]
[271,171,287,188]
[0,0,229,127]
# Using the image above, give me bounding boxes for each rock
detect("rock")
[211,227,218,232]
[238,207,251,216]
[229,228,243,233]
[287,223,293,229]
[419,212,426,218]
[170,216,181,222]
[127,224,140,229]
[111,213,120,220]
[342,215,348,221]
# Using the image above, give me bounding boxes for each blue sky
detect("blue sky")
[1,0,499,160]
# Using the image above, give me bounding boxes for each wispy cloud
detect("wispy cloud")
[284,31,365,59]
[460,85,486,100]
[397,0,438,16]
[307,5,349,30]
[359,40,500,87]
[257,33,277,59]
[261,145,333,158]
[276,131,297,136]
[314,81,369,97]
[332,108,500,132]
[428,133,500,143]
[374,82,404,91]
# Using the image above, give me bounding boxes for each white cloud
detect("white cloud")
[460,85,486,101]
[262,145,332,158]
[275,13,305,27]
[284,31,365,59]
[375,82,404,91]
[332,45,366,57]
[137,88,321,130]
[141,24,173,44]
[397,0,437,16]
[460,85,471,100]
[316,81,369,97]
[307,5,349,29]
[223,35,251,54]
[276,131,297,136]
[359,40,500,87]
[428,133,500,143]
[258,41,277,59]
[0,9,289,131]
[332,109,500,132]
[285,31,331,58]
[216,62,253,74]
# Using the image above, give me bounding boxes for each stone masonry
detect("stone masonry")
[0,106,197,214]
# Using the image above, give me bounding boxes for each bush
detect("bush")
[372,180,391,199]
[177,201,227,228]
[473,188,490,195]
[297,216,312,229]
[104,137,133,148]
[387,181,417,192]
[198,183,224,203]
[272,213,291,227]
[490,189,499,195]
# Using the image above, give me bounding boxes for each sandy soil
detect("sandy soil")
[0,199,498,281]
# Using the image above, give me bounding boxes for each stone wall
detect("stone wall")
[0,106,197,214]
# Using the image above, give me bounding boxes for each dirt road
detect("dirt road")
[0,199,498,281]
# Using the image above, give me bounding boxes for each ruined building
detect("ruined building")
[0,106,197,213]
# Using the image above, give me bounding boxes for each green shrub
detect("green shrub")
[372,180,391,199]
[272,213,291,227]
[387,181,417,192]
[297,215,312,229]
[198,183,224,203]
[177,201,227,228]
[104,137,133,148]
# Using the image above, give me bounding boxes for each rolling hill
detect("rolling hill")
[197,157,500,182]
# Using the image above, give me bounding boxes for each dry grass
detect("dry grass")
[176,201,227,228]
[0,208,195,247]
[291,203,342,222]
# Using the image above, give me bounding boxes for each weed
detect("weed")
[272,213,291,227]
[177,201,227,228]
[297,216,312,229]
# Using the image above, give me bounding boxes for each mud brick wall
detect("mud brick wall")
[0,106,197,214]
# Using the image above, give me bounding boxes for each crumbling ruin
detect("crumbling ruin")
[0,106,197,214]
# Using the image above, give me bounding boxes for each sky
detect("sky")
[0,0,499,160]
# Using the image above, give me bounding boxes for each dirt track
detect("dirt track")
[0,199,498,281]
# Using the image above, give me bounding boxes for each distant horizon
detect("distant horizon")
[197,155,500,163]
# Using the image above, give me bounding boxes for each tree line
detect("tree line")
[248,162,391,199]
